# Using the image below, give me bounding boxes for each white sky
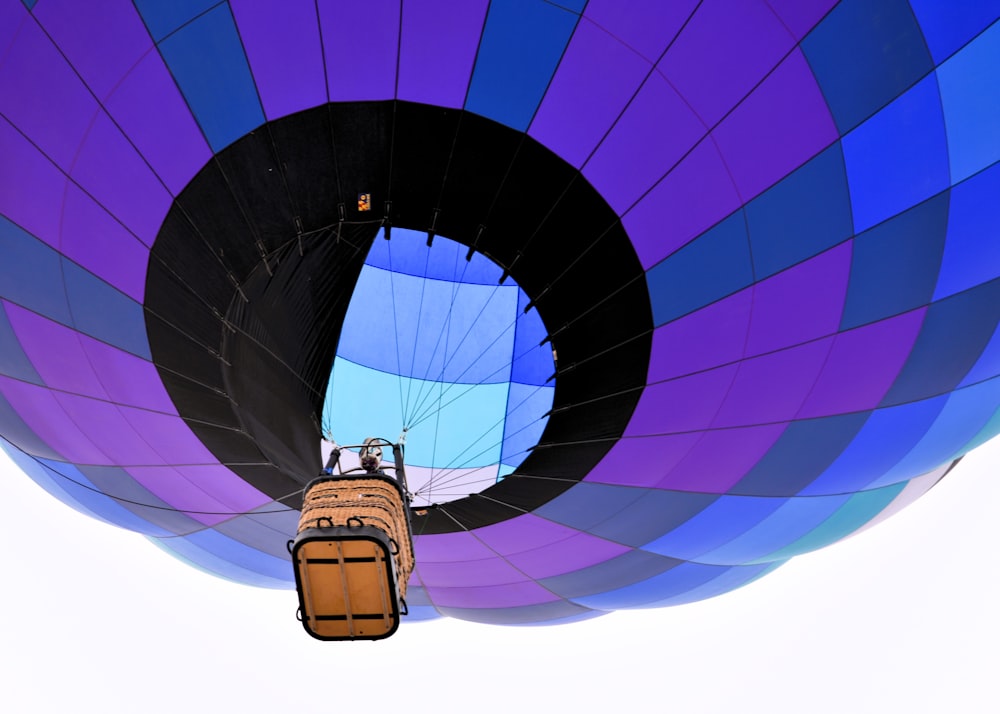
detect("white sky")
[1,440,998,714]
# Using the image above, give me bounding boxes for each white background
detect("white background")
[1,440,998,714]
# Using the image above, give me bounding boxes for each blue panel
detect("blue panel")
[874,377,1000,486]
[646,211,753,326]
[366,228,504,284]
[642,495,785,561]
[910,0,1000,62]
[20,0,36,11]
[801,0,933,133]
[843,74,950,232]
[841,190,949,329]
[801,396,947,495]
[436,600,599,626]
[0,392,62,460]
[465,0,581,131]
[936,163,1000,301]
[764,482,905,560]
[511,290,553,386]
[733,412,872,497]
[746,144,854,279]
[588,489,719,547]
[643,562,781,607]
[134,0,220,41]
[539,549,680,598]
[936,21,1000,183]
[0,216,71,325]
[573,561,732,610]
[150,529,293,588]
[500,382,554,466]
[37,460,170,536]
[0,302,42,383]
[881,278,1000,406]
[699,493,851,565]
[61,260,151,360]
[156,4,265,151]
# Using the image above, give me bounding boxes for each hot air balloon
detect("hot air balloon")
[1,0,999,628]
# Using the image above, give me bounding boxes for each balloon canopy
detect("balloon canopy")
[1,0,999,625]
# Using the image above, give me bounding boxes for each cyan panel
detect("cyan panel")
[732,412,872,497]
[465,0,581,130]
[156,3,265,151]
[936,21,1000,182]
[841,191,949,329]
[646,211,753,326]
[843,74,950,232]
[881,278,1000,406]
[745,143,853,279]
[62,261,151,360]
[150,529,293,588]
[910,0,1000,62]
[134,0,220,41]
[935,162,1000,301]
[801,0,933,133]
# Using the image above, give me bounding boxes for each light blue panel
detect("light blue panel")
[511,289,553,386]
[935,161,1000,301]
[37,459,171,536]
[326,358,508,468]
[871,377,1000,487]
[497,463,517,480]
[150,530,293,589]
[61,260,151,360]
[956,401,1000,457]
[910,0,1000,62]
[500,382,553,466]
[801,396,947,495]
[465,0,581,130]
[642,561,781,608]
[0,216,71,325]
[745,144,853,280]
[936,21,1000,182]
[156,3,265,151]
[642,495,785,561]
[762,482,906,561]
[367,228,504,284]
[134,0,220,41]
[646,211,753,325]
[697,493,851,565]
[843,74,950,232]
[339,264,518,384]
[0,302,42,383]
[572,560,734,610]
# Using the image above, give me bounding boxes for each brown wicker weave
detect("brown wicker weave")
[297,476,414,597]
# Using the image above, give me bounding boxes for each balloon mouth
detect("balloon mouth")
[145,100,653,534]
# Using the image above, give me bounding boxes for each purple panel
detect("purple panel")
[128,465,268,527]
[7,304,110,400]
[765,0,838,40]
[622,139,741,269]
[0,1,27,57]
[35,0,151,101]
[77,342,173,414]
[583,0,697,63]
[661,0,794,127]
[529,20,652,168]
[658,424,787,492]
[582,71,706,215]
[712,339,833,428]
[118,408,217,464]
[0,117,67,249]
[104,50,212,196]
[0,16,98,170]
[648,288,752,382]
[70,112,172,247]
[584,433,701,487]
[0,377,110,463]
[745,243,851,357]
[53,393,166,465]
[472,513,578,554]
[230,0,327,120]
[711,49,837,201]
[413,530,494,562]
[625,364,740,436]
[798,309,926,419]
[60,185,148,302]
[506,533,632,579]
[417,557,528,588]
[424,580,559,609]
[397,0,489,109]
[318,0,399,102]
